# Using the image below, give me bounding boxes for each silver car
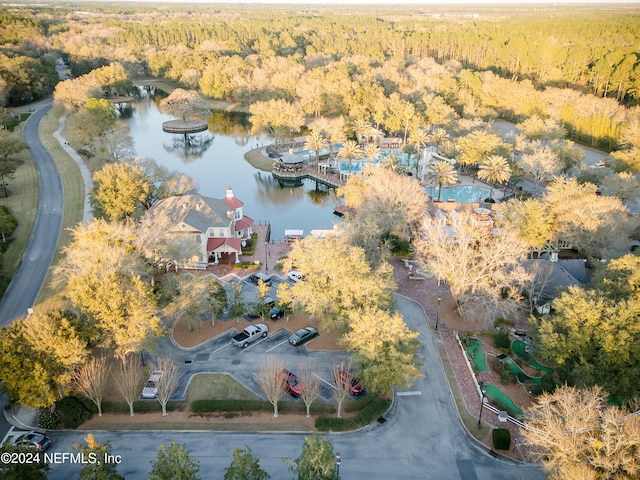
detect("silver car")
[141,370,163,399]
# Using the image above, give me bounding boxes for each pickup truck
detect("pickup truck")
[232,324,268,348]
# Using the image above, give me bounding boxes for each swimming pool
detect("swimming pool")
[426,185,491,203]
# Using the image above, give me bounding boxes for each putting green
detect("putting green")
[484,384,524,416]
[501,356,541,385]
[511,340,554,374]
[467,338,489,372]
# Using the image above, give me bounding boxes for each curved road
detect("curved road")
[0,99,63,325]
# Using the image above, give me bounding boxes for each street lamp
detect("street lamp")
[478,388,487,429]
[335,452,341,477]
[264,242,268,272]
[435,296,441,330]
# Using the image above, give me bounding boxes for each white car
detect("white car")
[287,271,304,283]
[141,370,163,399]
[589,161,606,169]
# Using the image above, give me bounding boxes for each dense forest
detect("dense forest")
[1,3,640,151]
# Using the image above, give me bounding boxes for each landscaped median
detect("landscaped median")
[54,373,391,432]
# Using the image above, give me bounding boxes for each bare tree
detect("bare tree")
[112,354,145,417]
[332,358,353,419]
[256,356,287,417]
[415,210,531,327]
[524,385,640,480]
[72,356,111,416]
[298,361,322,418]
[153,357,182,416]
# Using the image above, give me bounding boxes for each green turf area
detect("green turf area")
[467,338,489,372]
[511,340,554,374]
[484,384,524,417]
[185,373,260,403]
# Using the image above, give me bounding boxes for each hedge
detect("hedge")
[316,398,391,431]
[191,399,335,416]
[492,428,511,450]
[56,397,92,429]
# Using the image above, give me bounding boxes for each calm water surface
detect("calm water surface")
[120,91,340,241]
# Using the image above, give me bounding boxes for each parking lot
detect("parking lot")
[159,273,353,403]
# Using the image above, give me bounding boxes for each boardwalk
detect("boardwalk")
[271,166,346,188]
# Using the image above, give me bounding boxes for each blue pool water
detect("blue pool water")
[426,185,491,203]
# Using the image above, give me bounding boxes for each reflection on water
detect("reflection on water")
[163,133,215,163]
[119,90,341,240]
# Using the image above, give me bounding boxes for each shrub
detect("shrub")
[492,428,511,450]
[316,397,391,431]
[484,197,495,203]
[55,396,92,429]
[241,233,258,255]
[38,409,60,429]
[499,368,517,385]
[494,330,511,350]
[533,373,557,396]
[101,400,183,414]
[493,317,515,328]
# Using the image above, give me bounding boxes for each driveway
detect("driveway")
[0,99,63,325]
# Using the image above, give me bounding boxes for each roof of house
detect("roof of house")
[148,193,232,232]
[207,237,242,253]
[523,258,588,304]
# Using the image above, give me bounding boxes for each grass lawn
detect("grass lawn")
[0,127,38,276]
[35,109,86,305]
[185,373,260,403]
[244,148,274,172]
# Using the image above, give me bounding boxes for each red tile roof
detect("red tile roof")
[224,197,244,209]
[234,215,254,232]
[206,237,242,252]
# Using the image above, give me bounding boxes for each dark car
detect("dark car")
[334,370,365,396]
[10,431,51,451]
[277,369,303,397]
[248,273,272,286]
[288,327,319,346]
[269,306,284,320]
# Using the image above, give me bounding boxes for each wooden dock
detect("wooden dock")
[271,166,345,189]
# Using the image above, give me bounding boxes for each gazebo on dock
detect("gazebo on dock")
[274,149,304,172]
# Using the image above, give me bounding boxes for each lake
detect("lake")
[119,88,341,241]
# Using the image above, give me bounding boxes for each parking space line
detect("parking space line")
[211,341,233,354]
[314,373,336,390]
[266,339,289,352]
[1,427,17,446]
[239,336,269,352]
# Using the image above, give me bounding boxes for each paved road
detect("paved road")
[0,99,63,325]
[45,296,544,480]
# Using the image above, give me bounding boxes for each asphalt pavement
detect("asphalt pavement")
[0,99,63,325]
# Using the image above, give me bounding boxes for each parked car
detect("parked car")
[277,369,303,397]
[264,296,275,307]
[232,324,268,347]
[249,273,272,286]
[289,327,318,346]
[269,306,284,320]
[141,370,163,399]
[10,431,51,451]
[287,271,304,283]
[334,370,365,396]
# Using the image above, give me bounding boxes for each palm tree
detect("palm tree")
[408,128,429,160]
[352,118,370,146]
[337,140,364,173]
[425,160,458,202]
[364,143,379,163]
[403,143,419,177]
[477,155,512,199]
[382,152,404,174]
[304,130,328,172]
[427,127,450,154]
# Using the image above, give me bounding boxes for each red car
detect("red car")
[278,369,303,397]
[334,370,364,396]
